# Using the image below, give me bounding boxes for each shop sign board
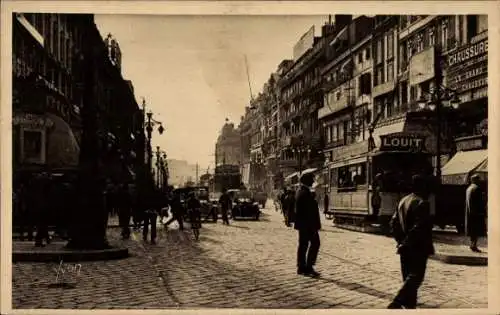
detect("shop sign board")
[455,135,486,152]
[447,39,488,67]
[446,39,488,95]
[13,113,54,129]
[379,133,426,152]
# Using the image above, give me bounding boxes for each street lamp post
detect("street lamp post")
[142,98,164,183]
[416,67,461,185]
[292,137,311,176]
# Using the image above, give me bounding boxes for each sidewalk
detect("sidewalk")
[12,221,129,262]
[332,223,487,266]
[432,233,488,266]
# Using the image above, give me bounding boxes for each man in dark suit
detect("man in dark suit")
[388,174,435,309]
[294,173,321,277]
[465,174,486,252]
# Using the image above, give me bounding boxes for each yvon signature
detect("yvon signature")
[54,260,82,283]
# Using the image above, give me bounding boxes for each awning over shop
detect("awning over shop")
[441,149,487,185]
[46,113,80,169]
[475,159,487,173]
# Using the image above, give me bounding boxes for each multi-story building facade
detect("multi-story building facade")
[315,15,487,228]
[277,18,338,183]
[261,73,281,192]
[237,107,253,186]
[12,13,142,191]
[215,120,241,167]
[319,15,374,202]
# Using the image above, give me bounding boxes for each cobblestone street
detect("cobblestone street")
[12,206,487,309]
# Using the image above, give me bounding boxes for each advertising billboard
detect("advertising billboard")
[409,46,435,85]
[293,26,315,61]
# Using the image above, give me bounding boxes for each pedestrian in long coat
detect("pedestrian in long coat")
[143,186,161,244]
[117,184,132,239]
[388,174,434,309]
[285,190,296,226]
[294,173,321,277]
[465,174,486,252]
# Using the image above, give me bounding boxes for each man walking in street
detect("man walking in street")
[280,188,287,216]
[143,185,163,244]
[117,183,132,240]
[285,189,296,227]
[294,173,321,277]
[165,191,184,230]
[388,174,434,309]
[465,174,486,252]
[219,188,231,225]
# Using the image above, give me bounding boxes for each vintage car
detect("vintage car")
[228,189,261,220]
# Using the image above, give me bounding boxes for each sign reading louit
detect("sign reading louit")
[379,134,426,152]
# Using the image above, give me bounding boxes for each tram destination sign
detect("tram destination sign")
[379,134,426,152]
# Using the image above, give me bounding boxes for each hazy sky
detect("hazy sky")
[94,15,328,170]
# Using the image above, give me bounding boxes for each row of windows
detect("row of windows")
[23,14,77,72]
[329,163,367,188]
[281,67,321,102]
[13,34,77,104]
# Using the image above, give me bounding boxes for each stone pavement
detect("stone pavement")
[11,207,487,309]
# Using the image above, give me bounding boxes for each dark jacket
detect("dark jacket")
[169,195,183,215]
[390,193,435,256]
[465,183,486,237]
[294,185,321,231]
[219,193,232,210]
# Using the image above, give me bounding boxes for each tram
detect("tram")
[326,133,436,232]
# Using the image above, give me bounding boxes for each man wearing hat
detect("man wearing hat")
[388,174,434,309]
[294,172,321,277]
[465,174,486,252]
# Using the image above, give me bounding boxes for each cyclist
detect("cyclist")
[186,191,202,241]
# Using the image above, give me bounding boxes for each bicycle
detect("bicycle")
[188,208,201,241]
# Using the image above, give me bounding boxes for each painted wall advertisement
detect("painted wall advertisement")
[446,38,488,98]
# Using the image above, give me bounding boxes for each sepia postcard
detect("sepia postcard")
[1,1,499,315]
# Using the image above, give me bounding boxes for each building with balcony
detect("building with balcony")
[277,17,340,179]
[237,106,254,186]
[12,13,143,227]
[320,15,374,187]
[13,14,142,184]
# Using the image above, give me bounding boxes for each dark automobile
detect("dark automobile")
[229,189,261,220]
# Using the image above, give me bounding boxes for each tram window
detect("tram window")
[337,163,367,188]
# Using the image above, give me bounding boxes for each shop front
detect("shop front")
[434,34,489,233]
[438,135,487,233]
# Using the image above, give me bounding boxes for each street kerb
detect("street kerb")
[12,241,129,262]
